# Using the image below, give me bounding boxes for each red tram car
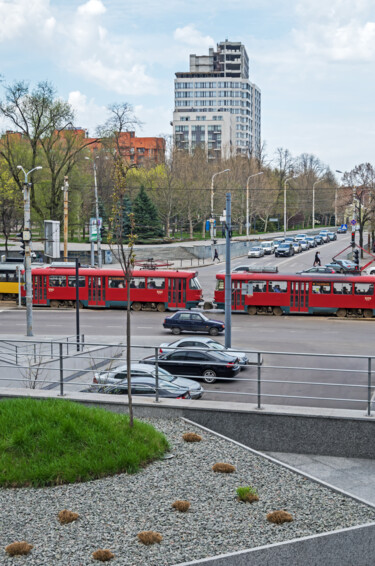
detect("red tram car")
[215,272,375,318]
[21,266,202,311]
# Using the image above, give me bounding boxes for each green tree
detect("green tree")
[0,159,22,251]
[133,185,163,240]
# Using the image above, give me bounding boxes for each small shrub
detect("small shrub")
[92,549,115,561]
[58,509,79,524]
[172,500,190,512]
[236,486,259,503]
[5,542,33,556]
[137,531,163,545]
[267,510,293,524]
[182,432,202,443]
[212,462,236,473]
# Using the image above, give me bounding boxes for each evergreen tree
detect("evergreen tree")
[133,186,163,239]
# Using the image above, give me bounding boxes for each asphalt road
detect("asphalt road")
[1,233,373,411]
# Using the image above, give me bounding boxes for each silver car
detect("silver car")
[248,246,265,258]
[299,240,309,251]
[291,241,302,253]
[158,337,249,367]
[92,362,203,399]
[260,241,275,254]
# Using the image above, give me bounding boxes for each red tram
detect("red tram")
[21,267,202,311]
[215,272,375,318]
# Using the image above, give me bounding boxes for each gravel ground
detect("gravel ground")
[1,417,375,565]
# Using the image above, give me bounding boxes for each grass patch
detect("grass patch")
[0,398,169,487]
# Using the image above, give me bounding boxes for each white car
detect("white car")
[319,230,330,242]
[260,241,275,254]
[273,238,285,250]
[248,246,265,258]
[158,337,249,367]
[299,240,309,251]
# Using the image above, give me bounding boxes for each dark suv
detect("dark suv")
[275,243,294,257]
[163,311,225,336]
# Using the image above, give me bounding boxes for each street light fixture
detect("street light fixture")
[17,165,43,337]
[284,175,298,238]
[85,156,102,269]
[312,178,324,230]
[210,169,230,241]
[246,172,263,237]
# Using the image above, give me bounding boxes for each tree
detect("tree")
[0,159,22,251]
[133,185,163,240]
[343,163,375,254]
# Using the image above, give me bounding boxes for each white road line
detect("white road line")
[107,325,123,328]
[137,326,154,329]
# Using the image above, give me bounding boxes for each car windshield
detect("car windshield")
[251,247,261,251]
[210,351,236,361]
[159,380,183,391]
[279,244,289,248]
[207,341,224,350]
[152,367,173,380]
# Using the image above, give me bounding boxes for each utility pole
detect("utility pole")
[63,176,69,261]
[224,192,232,348]
[17,165,42,337]
[210,169,230,242]
[93,159,102,269]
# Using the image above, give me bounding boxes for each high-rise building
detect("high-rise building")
[173,40,261,159]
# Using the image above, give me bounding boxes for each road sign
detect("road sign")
[269,218,278,222]
[341,223,347,230]
[90,217,102,242]
[351,219,357,226]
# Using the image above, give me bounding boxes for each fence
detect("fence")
[0,338,374,415]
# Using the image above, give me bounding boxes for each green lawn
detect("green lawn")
[0,398,169,487]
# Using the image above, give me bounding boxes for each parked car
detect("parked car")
[163,311,225,336]
[92,362,203,399]
[314,235,324,245]
[142,349,241,383]
[291,241,302,254]
[306,237,317,248]
[325,259,360,274]
[296,266,337,275]
[327,232,337,241]
[158,336,249,367]
[96,376,191,399]
[273,238,285,250]
[248,246,265,258]
[319,230,330,242]
[275,243,294,257]
[260,241,275,254]
[299,240,309,251]
[295,234,309,241]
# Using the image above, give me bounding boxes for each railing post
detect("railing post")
[66,337,69,355]
[33,343,36,363]
[154,347,160,403]
[59,342,64,396]
[51,341,53,359]
[81,334,85,352]
[15,346,18,365]
[257,352,262,409]
[368,357,372,417]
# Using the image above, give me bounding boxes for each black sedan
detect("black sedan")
[163,311,225,336]
[142,349,241,383]
[96,376,191,399]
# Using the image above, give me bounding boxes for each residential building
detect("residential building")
[173,40,261,159]
[86,131,165,166]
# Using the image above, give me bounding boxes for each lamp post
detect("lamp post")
[284,175,298,238]
[246,172,263,237]
[85,156,102,269]
[17,165,43,337]
[210,169,230,241]
[312,179,324,230]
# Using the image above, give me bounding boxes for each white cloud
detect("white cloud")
[174,25,215,51]
[77,0,106,17]
[0,0,51,42]
[68,91,107,134]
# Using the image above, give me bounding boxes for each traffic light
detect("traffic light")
[100,225,107,241]
[351,230,355,247]
[354,249,359,266]
[17,231,25,257]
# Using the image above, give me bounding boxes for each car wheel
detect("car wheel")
[202,369,217,383]
[209,327,219,336]
[172,327,181,335]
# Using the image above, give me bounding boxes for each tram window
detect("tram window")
[147,278,156,289]
[312,282,331,294]
[354,283,374,295]
[68,276,86,287]
[130,277,145,289]
[0,273,6,282]
[108,277,125,289]
[216,280,224,291]
[269,281,287,293]
[253,281,266,292]
[49,276,66,287]
[189,277,201,289]
[333,283,352,295]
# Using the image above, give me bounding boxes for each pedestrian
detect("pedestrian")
[213,248,220,262]
[314,251,321,267]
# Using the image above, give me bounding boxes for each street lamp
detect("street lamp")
[246,172,263,237]
[312,178,324,230]
[17,165,43,337]
[85,156,102,269]
[210,169,230,241]
[335,170,343,226]
[284,175,298,238]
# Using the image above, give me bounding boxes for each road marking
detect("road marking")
[107,325,123,328]
[137,326,154,329]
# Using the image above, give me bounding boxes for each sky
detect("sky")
[0,0,374,174]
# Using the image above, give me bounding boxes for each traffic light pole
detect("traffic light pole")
[93,160,102,269]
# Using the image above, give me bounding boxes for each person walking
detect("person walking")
[314,251,321,266]
[213,248,220,262]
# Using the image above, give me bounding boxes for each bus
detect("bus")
[21,266,202,311]
[215,272,375,318]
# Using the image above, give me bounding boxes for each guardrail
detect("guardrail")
[0,338,373,415]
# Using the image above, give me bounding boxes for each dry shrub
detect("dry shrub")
[5,542,33,556]
[243,494,259,503]
[172,500,191,512]
[137,531,163,545]
[92,549,115,561]
[212,462,236,473]
[267,510,293,524]
[58,509,79,524]
[182,432,202,443]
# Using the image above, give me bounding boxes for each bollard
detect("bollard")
[368,357,372,417]
[154,347,160,403]
[257,352,262,409]
[59,342,64,396]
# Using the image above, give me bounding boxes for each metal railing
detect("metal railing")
[0,338,374,416]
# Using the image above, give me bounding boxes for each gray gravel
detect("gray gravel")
[1,417,375,565]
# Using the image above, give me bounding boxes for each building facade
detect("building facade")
[173,40,261,159]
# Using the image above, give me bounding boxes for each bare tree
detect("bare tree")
[343,163,375,253]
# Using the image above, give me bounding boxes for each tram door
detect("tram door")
[168,278,186,308]
[290,281,309,313]
[232,280,244,310]
[88,276,106,306]
[33,275,47,305]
